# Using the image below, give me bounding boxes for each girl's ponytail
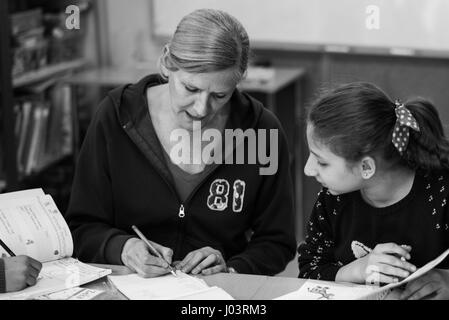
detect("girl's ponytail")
[403,98,449,171]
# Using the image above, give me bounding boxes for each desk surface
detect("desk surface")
[65,66,305,94]
[83,264,398,300]
[84,264,307,300]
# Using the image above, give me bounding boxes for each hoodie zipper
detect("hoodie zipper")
[178,204,185,218]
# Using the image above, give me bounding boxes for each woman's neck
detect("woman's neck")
[360,167,416,208]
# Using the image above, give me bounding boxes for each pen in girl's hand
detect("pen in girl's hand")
[397,244,412,262]
[131,225,177,277]
[0,238,16,257]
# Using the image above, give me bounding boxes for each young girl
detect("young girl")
[298,82,449,300]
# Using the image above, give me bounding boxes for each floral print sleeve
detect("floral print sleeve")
[297,189,343,280]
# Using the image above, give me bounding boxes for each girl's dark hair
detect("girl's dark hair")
[307,82,449,171]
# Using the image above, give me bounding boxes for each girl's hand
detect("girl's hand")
[4,256,42,292]
[336,243,416,284]
[177,247,226,275]
[121,237,173,278]
[400,269,449,300]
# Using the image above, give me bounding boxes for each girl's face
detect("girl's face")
[304,124,364,195]
[167,67,239,130]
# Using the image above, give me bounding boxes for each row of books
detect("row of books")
[14,81,73,177]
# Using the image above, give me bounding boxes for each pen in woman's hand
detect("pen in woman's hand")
[131,225,177,277]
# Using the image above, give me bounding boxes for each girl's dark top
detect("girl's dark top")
[298,170,449,280]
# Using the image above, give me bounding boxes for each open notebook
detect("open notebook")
[359,247,449,300]
[276,247,449,300]
[108,271,234,300]
[0,188,111,300]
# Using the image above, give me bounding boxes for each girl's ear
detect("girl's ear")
[360,157,376,179]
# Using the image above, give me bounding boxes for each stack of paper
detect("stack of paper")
[108,271,234,300]
[35,287,104,300]
[0,258,111,300]
[243,66,275,84]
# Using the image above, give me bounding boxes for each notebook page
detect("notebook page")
[108,271,214,300]
[0,195,73,261]
[174,286,235,300]
[274,279,377,300]
[0,188,44,201]
[359,247,449,300]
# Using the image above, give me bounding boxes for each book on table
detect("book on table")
[0,188,111,300]
[275,247,449,300]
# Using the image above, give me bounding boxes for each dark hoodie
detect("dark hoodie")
[65,74,296,275]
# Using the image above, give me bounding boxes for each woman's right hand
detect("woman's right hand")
[120,237,174,278]
[4,255,42,292]
[335,243,417,284]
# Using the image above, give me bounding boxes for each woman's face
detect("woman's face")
[167,68,239,130]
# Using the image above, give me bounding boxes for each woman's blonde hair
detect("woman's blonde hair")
[159,8,250,82]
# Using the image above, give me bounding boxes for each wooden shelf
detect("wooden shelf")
[13,59,87,88]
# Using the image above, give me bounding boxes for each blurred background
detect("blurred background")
[1,0,449,258]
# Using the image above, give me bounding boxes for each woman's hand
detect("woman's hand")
[400,269,449,300]
[336,243,416,284]
[121,237,174,278]
[177,246,226,275]
[4,255,42,292]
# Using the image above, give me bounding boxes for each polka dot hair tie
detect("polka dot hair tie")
[392,101,420,155]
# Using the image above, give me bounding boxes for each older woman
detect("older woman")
[66,9,296,277]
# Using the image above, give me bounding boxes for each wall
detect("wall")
[152,0,449,56]
[104,0,162,69]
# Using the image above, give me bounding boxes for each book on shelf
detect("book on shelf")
[14,81,73,177]
[16,101,32,173]
[0,188,111,300]
[25,102,46,175]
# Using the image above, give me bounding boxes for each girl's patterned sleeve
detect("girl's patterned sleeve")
[297,189,342,280]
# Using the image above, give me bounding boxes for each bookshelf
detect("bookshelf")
[0,0,17,190]
[0,0,94,211]
[13,58,86,88]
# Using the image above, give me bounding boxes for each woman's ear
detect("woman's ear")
[360,157,376,179]
[159,45,170,78]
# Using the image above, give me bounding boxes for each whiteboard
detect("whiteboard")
[152,0,449,57]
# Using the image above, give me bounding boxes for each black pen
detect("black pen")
[131,225,177,277]
[0,238,16,257]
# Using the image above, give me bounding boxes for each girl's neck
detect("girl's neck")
[360,167,416,208]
